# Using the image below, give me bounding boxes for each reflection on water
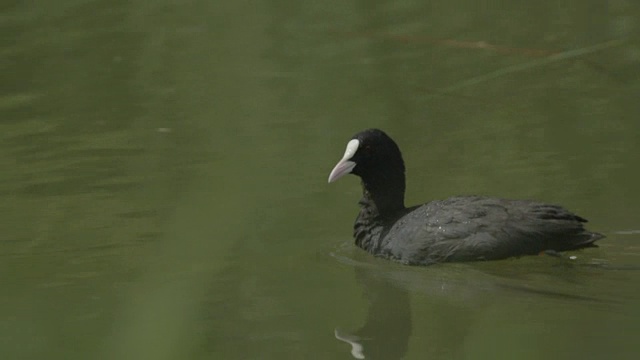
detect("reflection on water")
[331,247,639,359]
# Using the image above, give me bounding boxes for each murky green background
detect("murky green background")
[1,1,639,359]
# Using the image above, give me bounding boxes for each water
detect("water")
[1,1,639,359]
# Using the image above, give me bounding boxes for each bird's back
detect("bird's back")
[378,196,603,265]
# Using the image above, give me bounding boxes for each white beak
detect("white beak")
[328,139,359,183]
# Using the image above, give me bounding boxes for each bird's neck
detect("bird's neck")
[352,168,406,253]
[353,183,405,253]
[359,177,406,218]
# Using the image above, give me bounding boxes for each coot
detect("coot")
[328,129,603,265]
